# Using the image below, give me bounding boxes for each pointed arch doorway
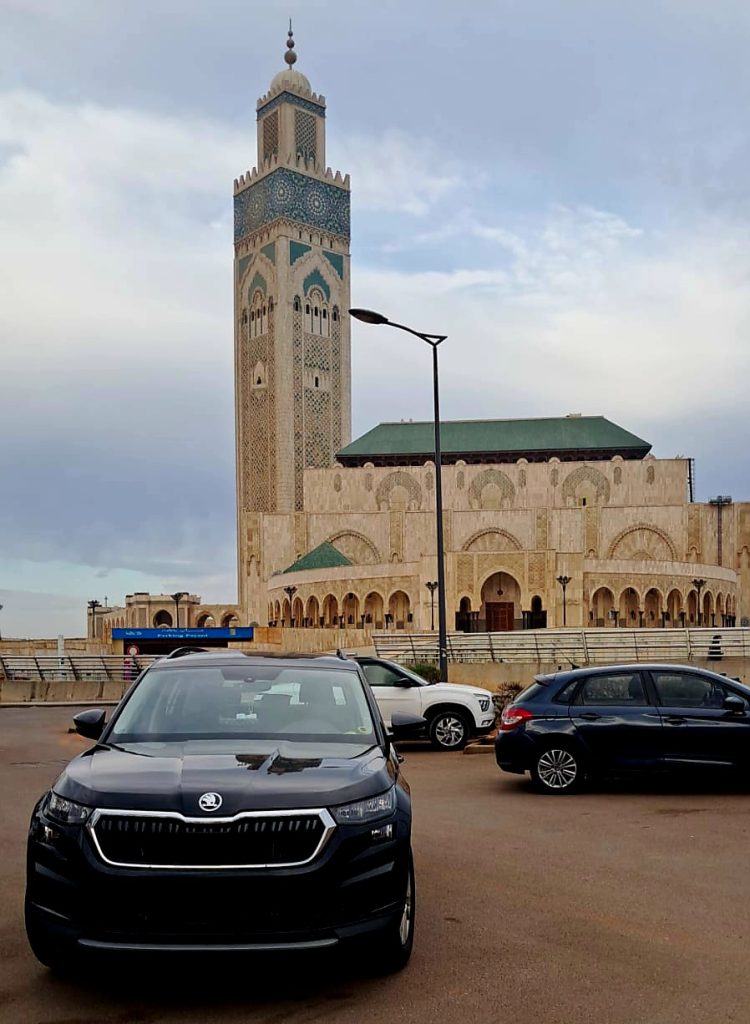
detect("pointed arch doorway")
[481,572,521,631]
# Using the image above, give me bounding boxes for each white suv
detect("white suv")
[355,657,496,751]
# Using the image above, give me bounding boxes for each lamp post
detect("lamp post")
[556,575,572,627]
[425,581,438,631]
[283,585,297,626]
[350,307,448,680]
[0,602,4,640]
[171,592,188,630]
[692,578,706,627]
[87,599,101,639]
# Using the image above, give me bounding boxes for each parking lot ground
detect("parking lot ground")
[2,706,750,1024]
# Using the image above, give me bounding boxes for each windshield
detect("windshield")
[107,664,378,744]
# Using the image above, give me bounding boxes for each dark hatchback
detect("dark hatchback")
[496,663,750,793]
[26,653,420,971]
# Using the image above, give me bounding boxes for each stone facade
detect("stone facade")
[233,43,749,637]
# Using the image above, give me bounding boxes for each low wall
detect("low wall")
[0,678,127,703]
[448,656,750,691]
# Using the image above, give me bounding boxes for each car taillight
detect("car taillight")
[500,706,534,731]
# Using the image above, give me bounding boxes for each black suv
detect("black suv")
[26,652,420,971]
[496,663,750,793]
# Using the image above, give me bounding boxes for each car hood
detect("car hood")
[428,684,493,700]
[54,740,394,814]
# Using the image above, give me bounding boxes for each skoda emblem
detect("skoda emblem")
[198,792,223,813]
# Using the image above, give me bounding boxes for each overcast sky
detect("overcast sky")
[2,0,749,637]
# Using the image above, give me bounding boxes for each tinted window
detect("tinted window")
[360,662,407,687]
[109,665,376,743]
[553,680,579,704]
[579,672,646,706]
[652,672,739,709]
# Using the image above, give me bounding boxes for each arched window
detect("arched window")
[293,296,301,313]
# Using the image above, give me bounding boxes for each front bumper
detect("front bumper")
[26,802,410,953]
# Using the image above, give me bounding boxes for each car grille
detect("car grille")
[89,810,332,869]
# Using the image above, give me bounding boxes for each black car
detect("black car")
[26,652,421,971]
[496,663,750,794]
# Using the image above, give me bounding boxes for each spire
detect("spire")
[284,20,297,68]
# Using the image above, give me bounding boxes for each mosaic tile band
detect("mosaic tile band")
[257,91,326,120]
[234,167,351,241]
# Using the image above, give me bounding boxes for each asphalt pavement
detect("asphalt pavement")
[1,706,749,1024]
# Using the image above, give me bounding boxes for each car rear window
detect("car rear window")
[513,680,550,703]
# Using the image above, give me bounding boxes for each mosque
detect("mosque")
[90,30,750,642]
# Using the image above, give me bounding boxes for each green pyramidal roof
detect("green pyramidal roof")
[284,541,353,574]
[337,416,651,466]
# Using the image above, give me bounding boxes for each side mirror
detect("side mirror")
[73,708,107,740]
[723,694,745,714]
[390,711,426,739]
[394,676,414,688]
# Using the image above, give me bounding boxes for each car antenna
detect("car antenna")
[335,648,348,660]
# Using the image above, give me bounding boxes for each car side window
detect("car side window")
[652,672,732,709]
[360,662,404,687]
[578,672,647,706]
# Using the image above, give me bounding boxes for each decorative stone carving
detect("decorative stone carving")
[327,531,381,564]
[456,554,474,596]
[613,466,622,485]
[456,470,465,490]
[607,524,678,561]
[646,464,655,484]
[462,529,523,552]
[389,512,404,562]
[376,471,422,511]
[536,509,549,550]
[333,473,342,492]
[585,506,599,557]
[561,466,611,505]
[528,552,546,590]
[468,469,515,510]
[687,504,701,556]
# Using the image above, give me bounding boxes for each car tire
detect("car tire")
[371,852,415,974]
[428,709,471,751]
[25,901,77,973]
[530,744,584,794]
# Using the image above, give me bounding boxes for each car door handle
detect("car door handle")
[665,716,687,725]
[579,713,601,721]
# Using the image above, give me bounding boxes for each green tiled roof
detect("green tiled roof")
[338,416,650,461]
[283,541,353,574]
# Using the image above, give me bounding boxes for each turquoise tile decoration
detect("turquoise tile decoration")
[260,241,276,265]
[290,240,312,264]
[257,91,325,120]
[235,168,350,241]
[303,268,331,301]
[323,250,344,277]
[236,254,253,281]
[248,271,267,297]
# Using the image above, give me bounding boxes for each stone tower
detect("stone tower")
[233,27,351,618]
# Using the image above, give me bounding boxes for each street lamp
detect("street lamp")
[0,602,4,640]
[692,578,706,627]
[171,592,188,630]
[556,575,572,627]
[283,585,297,626]
[87,599,101,639]
[425,581,438,631]
[350,307,448,680]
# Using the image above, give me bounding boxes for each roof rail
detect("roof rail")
[165,646,210,659]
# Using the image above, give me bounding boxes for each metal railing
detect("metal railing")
[373,628,750,666]
[0,655,158,683]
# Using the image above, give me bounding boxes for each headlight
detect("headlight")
[331,787,396,824]
[45,792,92,826]
[475,695,492,712]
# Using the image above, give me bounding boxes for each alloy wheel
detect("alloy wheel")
[537,748,578,790]
[434,715,466,748]
[399,869,413,945]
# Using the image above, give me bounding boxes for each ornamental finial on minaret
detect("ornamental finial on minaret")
[285,20,297,67]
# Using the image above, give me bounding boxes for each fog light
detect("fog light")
[370,823,394,841]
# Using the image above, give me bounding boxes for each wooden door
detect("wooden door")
[486,602,514,631]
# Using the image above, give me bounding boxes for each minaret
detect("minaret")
[233,26,351,616]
